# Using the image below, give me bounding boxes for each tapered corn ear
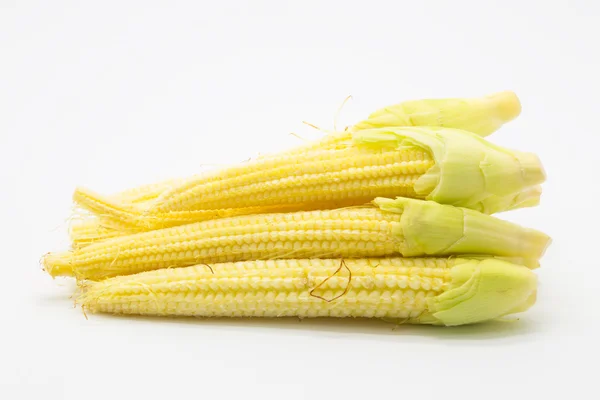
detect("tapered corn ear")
[77,257,537,326]
[42,252,74,277]
[353,91,521,137]
[48,195,550,280]
[72,126,545,236]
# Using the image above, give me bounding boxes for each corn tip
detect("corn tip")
[42,252,75,278]
[487,90,522,123]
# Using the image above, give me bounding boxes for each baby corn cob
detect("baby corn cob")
[74,91,520,211]
[151,127,544,214]
[73,127,545,231]
[68,91,524,241]
[45,197,550,280]
[45,91,545,327]
[78,257,537,326]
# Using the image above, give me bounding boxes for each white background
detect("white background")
[1,1,598,399]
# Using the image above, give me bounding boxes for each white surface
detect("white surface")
[1,1,598,399]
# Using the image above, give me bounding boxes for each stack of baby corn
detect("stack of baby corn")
[44,91,550,326]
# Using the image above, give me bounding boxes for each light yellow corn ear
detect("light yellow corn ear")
[78,257,537,326]
[353,91,521,137]
[72,127,545,231]
[44,198,549,280]
[155,127,545,212]
[72,91,520,212]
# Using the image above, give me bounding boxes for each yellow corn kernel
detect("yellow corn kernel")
[45,198,550,280]
[48,207,404,280]
[78,257,538,326]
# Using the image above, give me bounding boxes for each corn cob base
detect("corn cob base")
[45,198,550,280]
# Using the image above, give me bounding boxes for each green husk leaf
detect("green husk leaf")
[353,91,521,137]
[373,197,550,262]
[353,127,545,213]
[425,258,538,326]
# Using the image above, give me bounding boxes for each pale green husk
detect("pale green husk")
[353,127,545,213]
[353,91,521,137]
[422,258,538,326]
[374,197,550,265]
